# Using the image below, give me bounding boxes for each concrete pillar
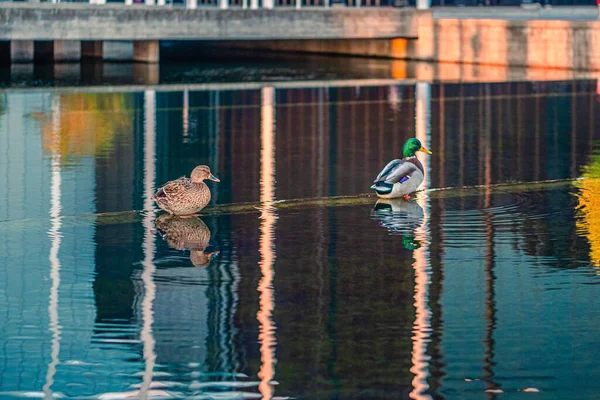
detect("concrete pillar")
[53,40,81,62]
[82,41,103,59]
[134,41,159,63]
[103,41,134,61]
[11,40,34,63]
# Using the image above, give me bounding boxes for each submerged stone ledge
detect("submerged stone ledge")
[0,177,586,232]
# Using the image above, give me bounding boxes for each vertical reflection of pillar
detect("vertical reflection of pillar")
[411,82,433,400]
[183,89,189,140]
[210,91,220,204]
[482,84,499,396]
[257,87,277,400]
[459,85,465,210]
[484,84,492,194]
[314,87,327,381]
[44,96,62,400]
[571,85,577,177]
[139,90,157,399]
[416,83,431,189]
[317,88,325,199]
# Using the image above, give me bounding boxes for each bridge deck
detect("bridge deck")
[0,4,420,41]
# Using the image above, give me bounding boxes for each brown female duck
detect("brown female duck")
[153,165,220,216]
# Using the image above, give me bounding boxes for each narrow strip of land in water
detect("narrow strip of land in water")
[0,177,587,232]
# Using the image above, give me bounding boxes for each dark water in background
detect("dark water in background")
[1,58,600,399]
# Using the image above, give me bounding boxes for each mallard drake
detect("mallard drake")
[153,165,220,216]
[371,138,432,199]
[154,213,219,267]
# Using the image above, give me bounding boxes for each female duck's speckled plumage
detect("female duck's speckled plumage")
[371,138,432,199]
[153,165,220,216]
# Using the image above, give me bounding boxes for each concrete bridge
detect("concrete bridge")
[2,2,600,71]
[0,3,421,63]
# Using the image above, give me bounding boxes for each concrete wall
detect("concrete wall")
[222,13,600,72]
[404,15,600,71]
[0,4,419,41]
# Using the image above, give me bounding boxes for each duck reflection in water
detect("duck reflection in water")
[371,198,425,250]
[154,213,219,267]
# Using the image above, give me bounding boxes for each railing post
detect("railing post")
[125,0,133,5]
[145,0,155,4]
[243,0,248,7]
[157,0,166,5]
[355,0,360,7]
[187,0,198,8]
[296,0,301,9]
[220,0,229,9]
[250,0,258,8]
[263,0,274,8]
[417,0,431,9]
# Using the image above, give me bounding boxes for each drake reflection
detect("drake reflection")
[371,199,425,250]
[154,214,219,267]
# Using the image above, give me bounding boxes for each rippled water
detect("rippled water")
[1,63,600,399]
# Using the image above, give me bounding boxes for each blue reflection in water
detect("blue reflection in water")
[0,79,600,399]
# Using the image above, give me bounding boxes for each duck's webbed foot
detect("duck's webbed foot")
[403,194,410,201]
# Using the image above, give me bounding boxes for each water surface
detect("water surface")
[1,69,600,399]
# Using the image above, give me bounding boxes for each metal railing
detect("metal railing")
[31,0,409,8]
[15,0,598,8]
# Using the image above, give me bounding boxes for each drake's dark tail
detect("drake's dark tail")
[370,181,393,195]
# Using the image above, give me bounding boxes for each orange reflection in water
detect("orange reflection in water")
[257,87,278,400]
[37,93,133,161]
[410,83,432,400]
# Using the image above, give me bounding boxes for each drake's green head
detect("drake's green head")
[403,138,432,158]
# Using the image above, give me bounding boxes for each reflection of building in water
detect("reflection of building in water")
[429,81,600,189]
[0,92,138,396]
[5,80,600,398]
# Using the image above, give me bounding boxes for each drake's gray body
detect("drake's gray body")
[371,157,425,199]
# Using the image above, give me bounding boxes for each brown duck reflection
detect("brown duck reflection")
[371,198,425,250]
[154,214,219,267]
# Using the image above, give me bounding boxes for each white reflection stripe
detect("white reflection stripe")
[140,90,157,399]
[44,97,62,400]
